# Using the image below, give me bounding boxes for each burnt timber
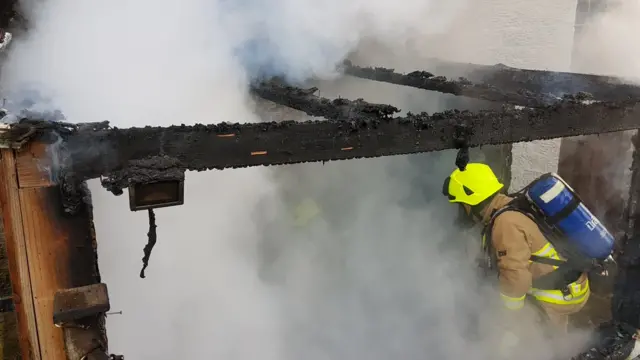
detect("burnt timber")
[3,61,640,182]
[342,59,640,107]
[35,83,640,189]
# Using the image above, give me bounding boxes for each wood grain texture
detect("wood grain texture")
[0,149,42,360]
[53,283,110,324]
[15,142,54,189]
[18,187,67,360]
[2,146,106,359]
[20,184,105,360]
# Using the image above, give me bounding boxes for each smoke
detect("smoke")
[572,0,640,80]
[575,0,640,192]
[559,1,640,237]
[220,0,466,82]
[0,0,596,359]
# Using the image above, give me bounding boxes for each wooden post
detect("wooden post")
[0,147,42,359]
[0,142,107,359]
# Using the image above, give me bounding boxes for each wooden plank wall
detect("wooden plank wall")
[0,148,41,359]
[0,142,106,359]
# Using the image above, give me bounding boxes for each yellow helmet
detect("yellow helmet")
[442,163,504,206]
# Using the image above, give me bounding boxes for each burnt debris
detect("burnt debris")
[0,117,77,149]
[139,208,157,279]
[387,59,640,103]
[251,78,400,120]
[342,60,557,107]
[100,156,185,196]
[571,321,637,360]
[342,60,640,107]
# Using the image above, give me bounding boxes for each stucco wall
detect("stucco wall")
[424,0,578,192]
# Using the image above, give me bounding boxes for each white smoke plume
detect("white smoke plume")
[0,0,606,359]
[572,0,640,80]
[567,0,640,224]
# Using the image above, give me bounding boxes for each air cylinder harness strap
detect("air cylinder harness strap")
[481,204,590,305]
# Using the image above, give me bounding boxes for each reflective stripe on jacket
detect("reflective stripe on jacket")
[528,242,590,306]
[480,194,590,310]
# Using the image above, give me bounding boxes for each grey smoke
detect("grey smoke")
[0,0,603,359]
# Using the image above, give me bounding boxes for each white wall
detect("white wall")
[424,0,578,191]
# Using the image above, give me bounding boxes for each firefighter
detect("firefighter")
[442,163,591,353]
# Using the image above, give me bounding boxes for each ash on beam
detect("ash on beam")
[52,82,640,182]
[426,59,640,100]
[342,60,640,107]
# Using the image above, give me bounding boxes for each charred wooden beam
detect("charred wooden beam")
[419,58,640,102]
[5,81,640,194]
[4,83,630,192]
[342,60,640,107]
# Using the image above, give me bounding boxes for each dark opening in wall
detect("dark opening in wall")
[563,0,630,329]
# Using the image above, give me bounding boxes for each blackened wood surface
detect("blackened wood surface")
[63,96,640,185]
[343,61,640,107]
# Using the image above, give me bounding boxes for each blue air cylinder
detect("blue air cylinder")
[525,173,614,260]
